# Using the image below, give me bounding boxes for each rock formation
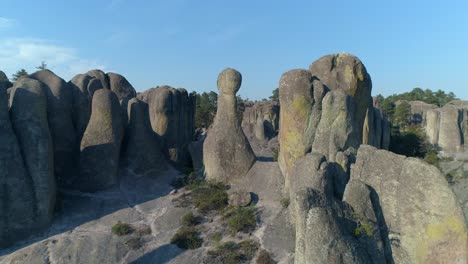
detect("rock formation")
[9,77,56,230]
[203,68,256,182]
[278,53,390,186]
[290,154,386,264]
[0,88,36,247]
[242,101,279,141]
[350,145,468,264]
[138,86,195,166]
[69,73,104,141]
[395,100,438,125]
[29,70,77,187]
[78,89,124,192]
[0,70,12,90]
[122,98,167,176]
[425,100,468,154]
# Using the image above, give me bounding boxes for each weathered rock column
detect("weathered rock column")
[78,89,124,192]
[203,68,256,182]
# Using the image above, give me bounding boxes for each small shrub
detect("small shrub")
[170,171,202,189]
[182,212,197,226]
[424,150,440,167]
[192,182,229,213]
[206,240,259,264]
[170,226,203,249]
[256,249,276,264]
[125,237,141,250]
[351,212,373,237]
[210,232,223,245]
[280,197,290,209]
[272,148,279,162]
[225,206,256,234]
[111,221,132,236]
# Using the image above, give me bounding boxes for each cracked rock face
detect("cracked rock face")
[203,68,256,182]
[122,98,167,176]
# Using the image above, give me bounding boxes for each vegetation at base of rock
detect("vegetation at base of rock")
[191,182,229,213]
[280,197,290,209]
[224,206,256,234]
[206,240,259,264]
[111,221,132,236]
[170,226,203,249]
[182,212,198,226]
[256,249,276,264]
[351,212,373,237]
[272,147,279,162]
[170,171,203,190]
[210,232,223,245]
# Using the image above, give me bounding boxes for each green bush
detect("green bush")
[280,197,290,209]
[351,212,373,237]
[170,172,202,189]
[192,182,229,213]
[206,240,258,264]
[225,206,256,234]
[111,221,132,236]
[182,212,198,226]
[170,226,203,249]
[210,232,223,245]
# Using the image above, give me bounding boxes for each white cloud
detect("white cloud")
[0,17,15,30]
[0,38,106,80]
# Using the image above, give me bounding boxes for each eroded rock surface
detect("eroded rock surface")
[350,145,468,264]
[78,89,124,192]
[203,68,256,182]
[9,77,56,232]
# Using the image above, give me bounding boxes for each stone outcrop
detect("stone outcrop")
[290,154,385,264]
[122,98,167,176]
[69,73,105,141]
[9,77,56,230]
[203,68,256,182]
[78,89,124,192]
[0,88,36,247]
[425,100,468,154]
[0,70,12,90]
[278,53,390,186]
[138,86,195,166]
[395,100,438,125]
[29,70,77,187]
[350,145,468,264]
[242,101,279,141]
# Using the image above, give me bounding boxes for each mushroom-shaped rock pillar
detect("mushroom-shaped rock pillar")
[203,68,256,182]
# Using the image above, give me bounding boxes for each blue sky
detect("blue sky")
[1,0,467,100]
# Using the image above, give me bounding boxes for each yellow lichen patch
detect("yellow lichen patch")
[291,96,311,124]
[357,66,364,81]
[415,215,467,263]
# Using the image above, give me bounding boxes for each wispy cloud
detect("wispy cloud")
[0,38,106,80]
[0,17,15,30]
[205,24,246,44]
